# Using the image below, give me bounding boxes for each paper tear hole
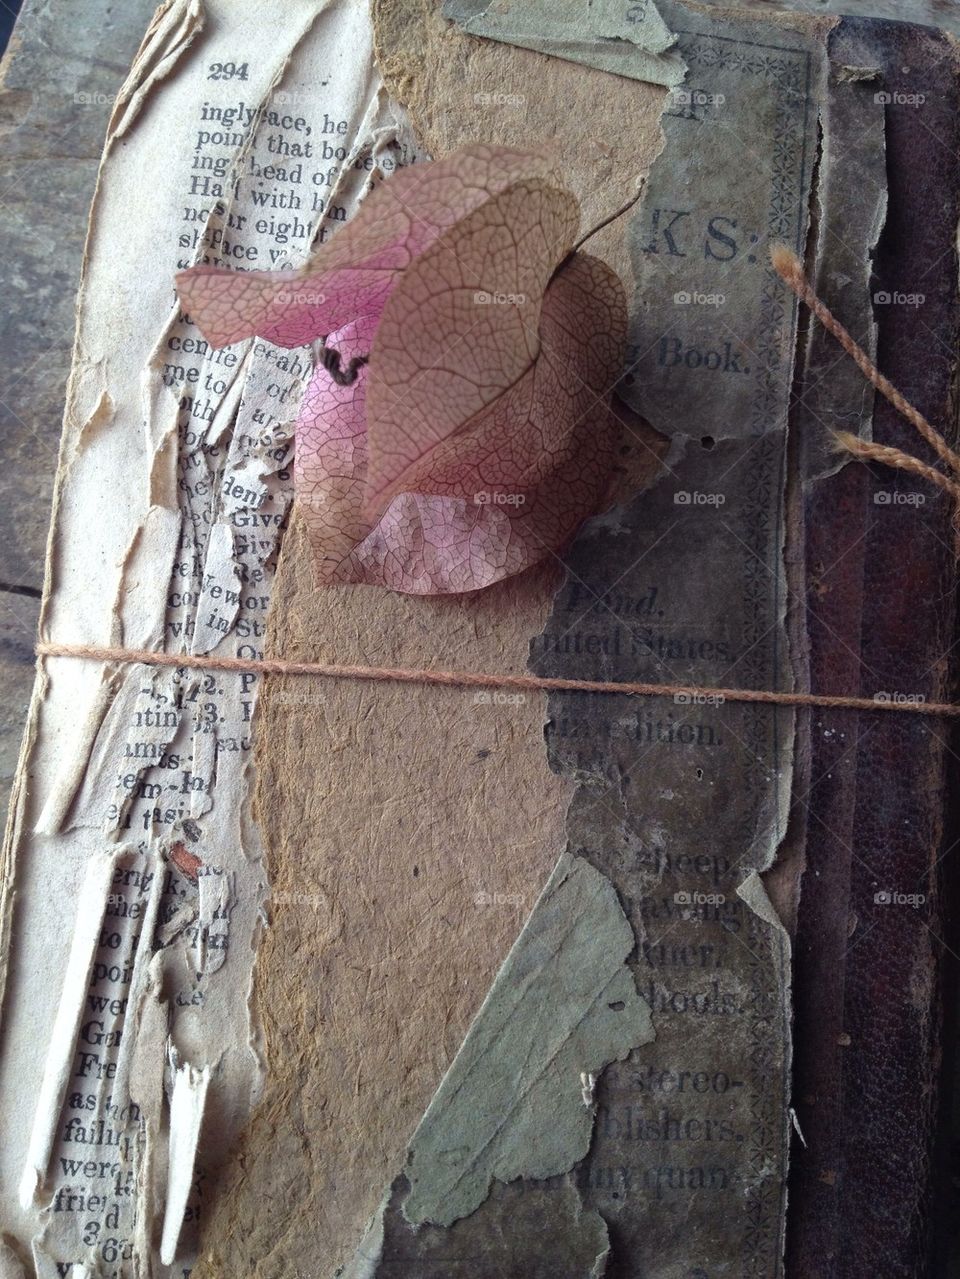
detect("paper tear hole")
[608,1000,625,1011]
[700,435,716,450]
[413,865,419,877]
[696,768,704,780]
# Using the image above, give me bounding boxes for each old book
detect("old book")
[0,1,957,1277]
[787,21,960,1278]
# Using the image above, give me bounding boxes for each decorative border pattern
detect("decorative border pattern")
[676,28,814,1279]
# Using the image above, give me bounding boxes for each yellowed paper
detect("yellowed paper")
[0,0,416,1271]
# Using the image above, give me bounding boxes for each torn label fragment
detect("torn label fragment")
[443,0,687,87]
[19,849,123,1210]
[401,850,654,1228]
[160,1052,212,1266]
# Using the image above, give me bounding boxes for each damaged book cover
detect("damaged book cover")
[0,0,958,1277]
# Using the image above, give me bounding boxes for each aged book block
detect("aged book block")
[0,1,958,1276]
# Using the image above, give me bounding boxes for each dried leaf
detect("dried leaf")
[175,145,562,348]
[362,177,579,517]
[295,312,377,576]
[176,145,627,595]
[299,253,625,593]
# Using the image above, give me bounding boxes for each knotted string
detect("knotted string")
[771,245,960,508]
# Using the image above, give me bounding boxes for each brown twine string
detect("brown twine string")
[31,642,960,718]
[33,248,960,720]
[770,244,960,500]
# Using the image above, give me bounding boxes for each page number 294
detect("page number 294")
[207,61,249,81]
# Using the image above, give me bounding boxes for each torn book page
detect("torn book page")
[0,0,417,1272]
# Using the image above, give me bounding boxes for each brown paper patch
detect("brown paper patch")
[193,514,579,1276]
[373,0,669,285]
